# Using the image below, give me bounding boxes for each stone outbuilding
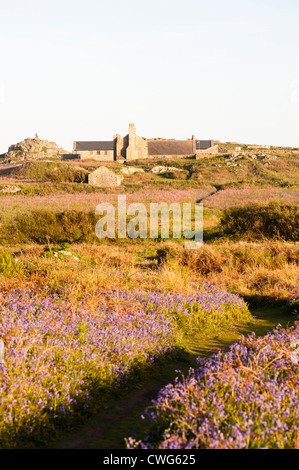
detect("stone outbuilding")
[73,141,114,162]
[88,166,123,187]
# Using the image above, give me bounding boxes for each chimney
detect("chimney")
[192,135,196,153]
[129,123,136,134]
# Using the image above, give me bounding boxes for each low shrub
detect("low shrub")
[11,162,88,183]
[180,242,299,275]
[0,210,98,244]
[161,170,189,180]
[0,252,23,277]
[220,203,299,241]
[45,165,88,183]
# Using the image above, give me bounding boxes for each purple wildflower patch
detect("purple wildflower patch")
[0,283,249,446]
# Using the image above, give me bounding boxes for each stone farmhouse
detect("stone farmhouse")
[72,124,218,162]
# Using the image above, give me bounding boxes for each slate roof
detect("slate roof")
[73,141,114,151]
[147,140,193,156]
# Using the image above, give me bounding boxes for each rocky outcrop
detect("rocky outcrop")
[226,152,277,162]
[2,135,69,163]
[149,166,183,174]
[0,184,21,193]
[120,167,145,175]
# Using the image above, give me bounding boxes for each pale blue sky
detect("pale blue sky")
[0,0,298,153]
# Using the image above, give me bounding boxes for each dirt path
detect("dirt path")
[47,355,198,449]
[46,305,294,449]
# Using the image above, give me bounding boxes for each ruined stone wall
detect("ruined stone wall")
[114,134,125,159]
[122,135,129,158]
[126,123,148,160]
[111,124,197,161]
[195,145,219,158]
[127,134,148,160]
